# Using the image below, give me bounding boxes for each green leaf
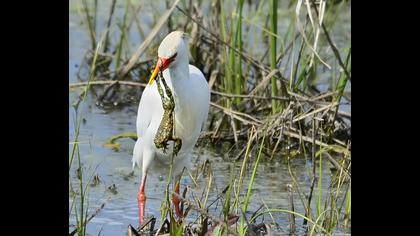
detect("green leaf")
[210,225,222,236]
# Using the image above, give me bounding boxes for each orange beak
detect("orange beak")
[148,53,177,85]
[148,62,160,85]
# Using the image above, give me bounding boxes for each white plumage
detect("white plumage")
[132,31,210,224]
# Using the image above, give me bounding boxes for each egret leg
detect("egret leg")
[172,174,183,218]
[137,174,147,225]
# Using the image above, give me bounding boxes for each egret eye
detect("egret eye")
[169,53,177,61]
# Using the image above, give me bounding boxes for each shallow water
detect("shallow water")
[69,1,350,235]
[69,91,340,234]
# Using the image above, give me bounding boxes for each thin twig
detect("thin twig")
[282,129,344,152]
[292,102,338,123]
[324,152,351,179]
[129,1,146,40]
[69,80,147,88]
[212,89,290,101]
[210,102,263,125]
[248,69,280,96]
[310,0,351,81]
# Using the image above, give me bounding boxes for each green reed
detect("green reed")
[269,0,279,114]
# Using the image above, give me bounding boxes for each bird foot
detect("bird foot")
[173,138,182,156]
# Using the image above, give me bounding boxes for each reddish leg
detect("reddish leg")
[172,180,182,217]
[137,174,147,225]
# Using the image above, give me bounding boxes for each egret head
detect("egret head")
[148,31,189,85]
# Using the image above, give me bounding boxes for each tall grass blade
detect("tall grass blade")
[316,153,323,218]
[335,47,351,103]
[219,0,232,107]
[81,0,97,50]
[115,0,130,71]
[233,0,244,105]
[239,133,266,235]
[103,0,117,53]
[344,182,351,229]
[269,0,279,114]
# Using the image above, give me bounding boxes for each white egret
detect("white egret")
[132,31,210,225]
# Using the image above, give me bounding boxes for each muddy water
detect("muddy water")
[69,1,350,235]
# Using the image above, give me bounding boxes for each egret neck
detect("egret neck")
[164,55,189,98]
